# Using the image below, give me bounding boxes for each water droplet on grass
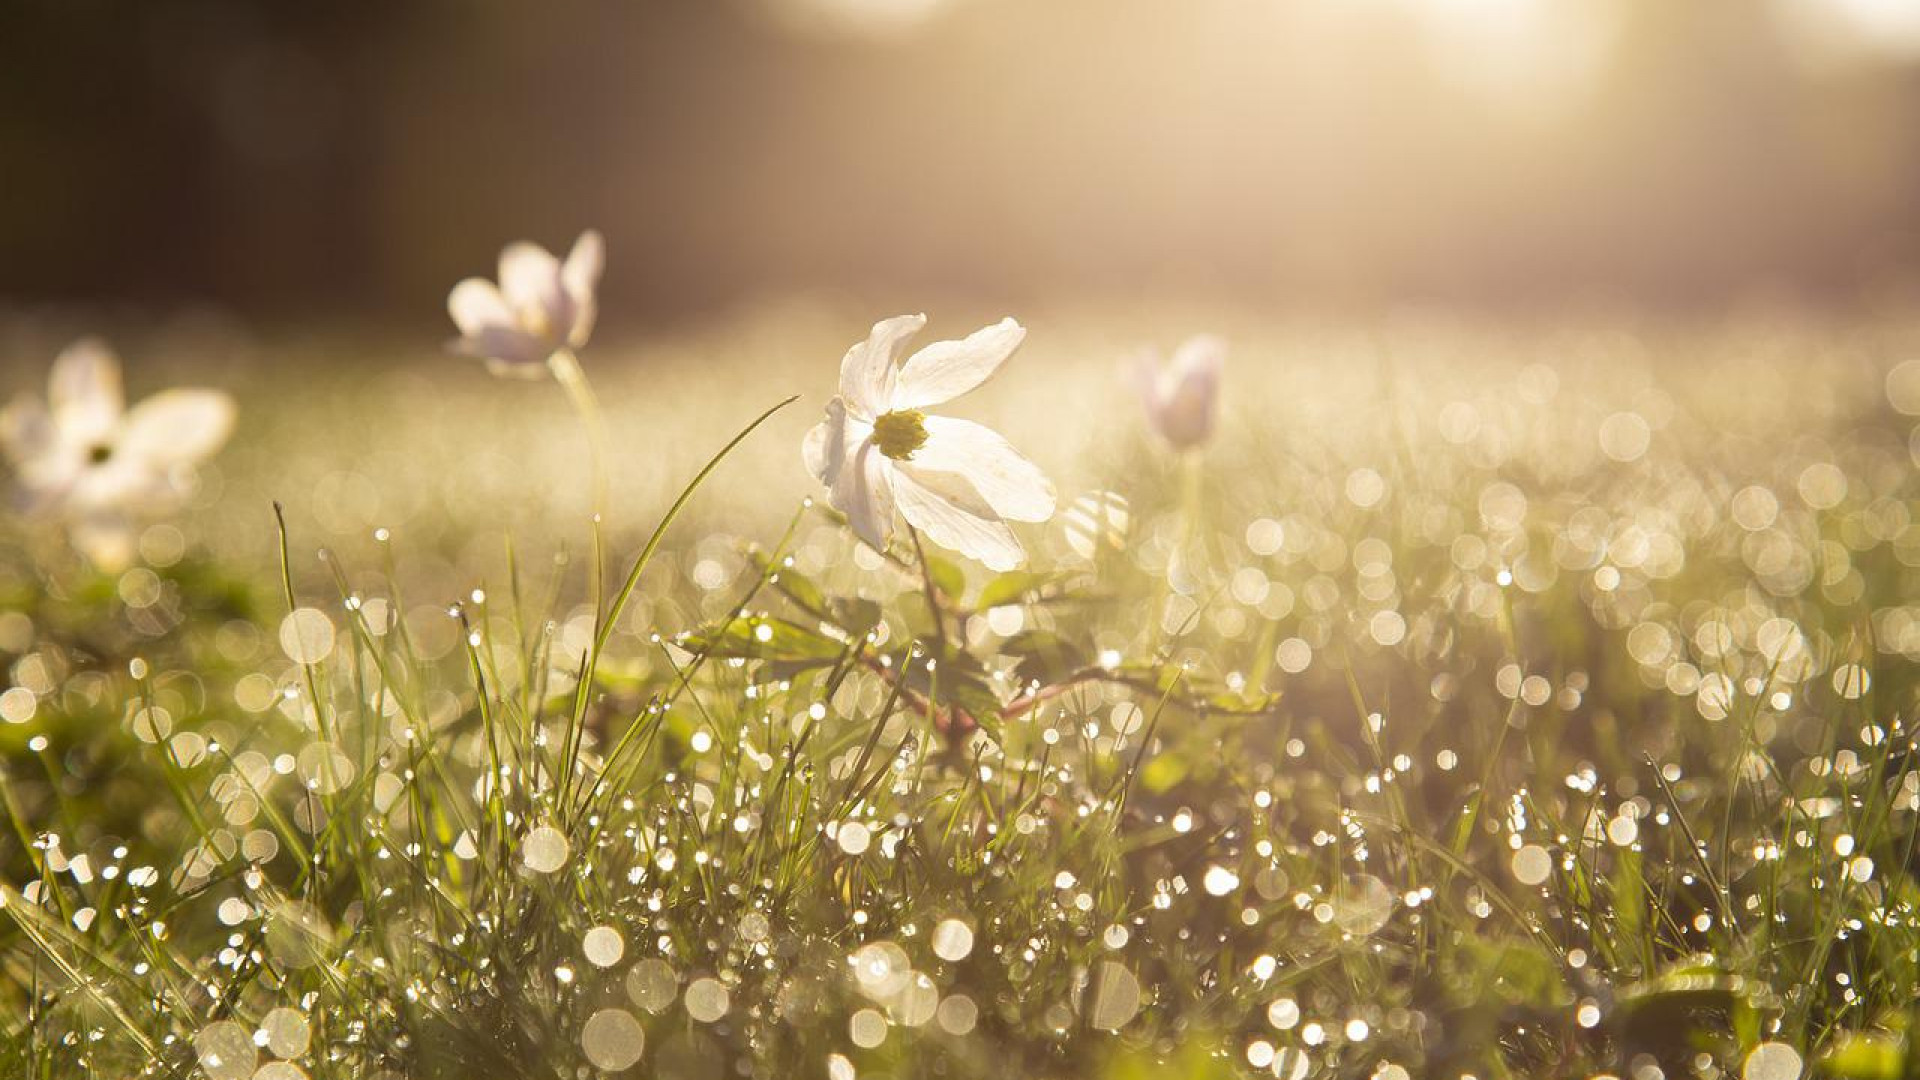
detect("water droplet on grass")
[931,918,974,962]
[584,926,624,968]
[581,1008,645,1070]
[523,825,569,874]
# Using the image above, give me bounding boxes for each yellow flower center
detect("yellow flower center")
[519,301,554,341]
[872,410,929,460]
[88,443,113,466]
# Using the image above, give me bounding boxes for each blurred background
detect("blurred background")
[3,0,1920,332]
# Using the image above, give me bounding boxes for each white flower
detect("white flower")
[447,230,604,376]
[1137,335,1224,451]
[0,339,236,567]
[802,315,1056,571]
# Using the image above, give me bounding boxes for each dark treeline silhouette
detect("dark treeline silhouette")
[1,0,1917,326]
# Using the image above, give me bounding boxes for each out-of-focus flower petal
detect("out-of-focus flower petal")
[69,455,164,514]
[497,241,564,318]
[1,393,80,510]
[0,393,53,468]
[118,390,236,469]
[563,230,605,348]
[450,327,552,372]
[448,278,514,337]
[1141,335,1223,450]
[913,415,1054,523]
[1170,334,1225,378]
[890,317,1025,410]
[891,466,1024,571]
[839,314,925,419]
[802,420,830,484]
[50,338,125,448]
[829,442,895,552]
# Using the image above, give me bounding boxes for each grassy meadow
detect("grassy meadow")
[4,306,1920,1080]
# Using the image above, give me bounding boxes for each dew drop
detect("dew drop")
[522,825,570,874]
[584,925,625,968]
[931,918,975,962]
[580,1008,645,1071]
[1744,1042,1802,1080]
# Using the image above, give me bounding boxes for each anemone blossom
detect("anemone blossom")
[0,339,235,567]
[447,230,604,376]
[803,315,1055,571]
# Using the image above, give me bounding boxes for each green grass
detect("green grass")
[3,313,1920,1079]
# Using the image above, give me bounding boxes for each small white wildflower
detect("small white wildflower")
[802,314,1055,570]
[1136,334,1223,450]
[0,339,234,568]
[447,230,604,376]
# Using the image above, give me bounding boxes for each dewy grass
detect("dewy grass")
[5,313,1920,1080]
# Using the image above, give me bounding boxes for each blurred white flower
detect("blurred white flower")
[1137,335,1224,451]
[447,230,604,377]
[0,339,235,567]
[803,315,1055,571]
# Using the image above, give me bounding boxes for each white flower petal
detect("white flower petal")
[1143,336,1223,450]
[802,419,831,484]
[50,339,124,447]
[1,392,81,511]
[118,390,236,469]
[911,416,1055,523]
[451,328,553,372]
[498,241,564,316]
[890,317,1025,410]
[448,278,514,337]
[829,441,895,552]
[0,393,54,469]
[71,456,164,514]
[803,397,872,488]
[1170,333,1226,378]
[562,230,604,348]
[891,467,1025,571]
[839,314,925,420]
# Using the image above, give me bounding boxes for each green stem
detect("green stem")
[906,525,950,656]
[548,347,609,524]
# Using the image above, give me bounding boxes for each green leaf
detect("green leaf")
[765,561,827,617]
[682,615,844,664]
[923,553,967,601]
[1453,936,1570,1008]
[829,597,883,639]
[1002,629,1090,686]
[975,569,1070,611]
[1824,1034,1903,1080]
[891,644,1004,743]
[1613,956,1748,1059]
[1140,753,1188,794]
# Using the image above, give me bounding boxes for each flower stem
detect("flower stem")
[1176,448,1204,580]
[1147,450,1205,659]
[547,347,609,524]
[906,525,950,656]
